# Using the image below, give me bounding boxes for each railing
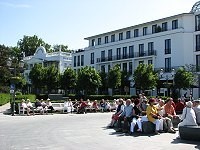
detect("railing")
[96,50,156,63]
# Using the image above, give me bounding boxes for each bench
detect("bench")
[179,126,200,141]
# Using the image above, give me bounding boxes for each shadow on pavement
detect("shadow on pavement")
[171,138,200,150]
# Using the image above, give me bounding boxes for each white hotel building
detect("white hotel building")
[23,46,72,87]
[72,2,200,98]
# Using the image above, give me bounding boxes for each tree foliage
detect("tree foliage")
[0,45,11,85]
[51,44,72,53]
[108,65,121,89]
[76,66,102,95]
[60,67,77,94]
[174,67,194,90]
[17,35,51,56]
[43,65,60,94]
[29,64,45,93]
[98,71,108,94]
[133,64,158,91]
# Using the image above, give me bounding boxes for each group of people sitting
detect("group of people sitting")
[20,98,54,115]
[108,93,200,136]
[63,98,116,114]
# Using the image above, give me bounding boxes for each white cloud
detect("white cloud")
[0,2,31,8]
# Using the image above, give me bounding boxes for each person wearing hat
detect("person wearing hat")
[46,98,54,114]
[146,98,162,134]
[193,99,200,125]
[178,101,197,128]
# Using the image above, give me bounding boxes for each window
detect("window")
[129,62,133,74]
[148,60,153,65]
[111,34,115,42]
[81,55,84,66]
[172,19,178,30]
[119,32,123,41]
[152,24,157,34]
[123,47,127,59]
[126,31,131,39]
[90,53,94,64]
[108,49,112,61]
[134,29,139,37]
[92,39,95,46]
[98,38,101,45]
[129,46,134,58]
[139,44,144,56]
[195,15,200,31]
[196,55,200,71]
[77,56,80,66]
[148,42,154,55]
[101,51,105,62]
[108,65,111,72]
[196,35,200,51]
[162,22,168,31]
[165,57,171,72]
[143,27,147,35]
[139,61,144,64]
[117,48,121,60]
[101,65,105,72]
[74,56,76,67]
[165,39,171,54]
[105,36,108,43]
[123,63,127,72]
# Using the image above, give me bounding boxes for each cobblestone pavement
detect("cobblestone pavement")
[0,112,199,150]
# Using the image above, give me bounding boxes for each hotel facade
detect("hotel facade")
[72,2,200,98]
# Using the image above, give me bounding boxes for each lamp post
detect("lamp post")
[159,68,175,97]
[8,57,24,116]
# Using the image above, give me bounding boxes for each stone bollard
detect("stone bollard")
[142,121,155,134]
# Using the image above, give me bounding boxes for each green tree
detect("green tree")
[43,65,60,94]
[174,67,194,94]
[17,35,51,56]
[29,64,45,94]
[98,71,108,94]
[60,67,77,95]
[107,65,121,95]
[0,45,11,87]
[133,64,158,92]
[51,44,72,53]
[121,71,130,94]
[76,66,101,95]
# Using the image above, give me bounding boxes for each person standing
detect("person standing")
[193,99,200,125]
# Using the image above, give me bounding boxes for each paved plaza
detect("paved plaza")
[0,110,199,150]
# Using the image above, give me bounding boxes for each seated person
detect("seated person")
[35,99,44,114]
[46,98,54,114]
[100,99,106,112]
[164,98,178,120]
[26,99,35,116]
[77,99,88,114]
[73,99,79,112]
[91,100,99,112]
[175,98,185,114]
[105,100,111,112]
[130,99,142,134]
[64,99,74,113]
[21,99,28,115]
[178,101,197,138]
[108,98,124,128]
[193,99,200,125]
[157,99,176,133]
[146,98,162,134]
[116,99,133,133]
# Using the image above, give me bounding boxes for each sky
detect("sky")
[0,0,198,50]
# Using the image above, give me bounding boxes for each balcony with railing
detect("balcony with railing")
[96,50,156,63]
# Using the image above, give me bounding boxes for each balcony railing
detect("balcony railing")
[96,50,156,63]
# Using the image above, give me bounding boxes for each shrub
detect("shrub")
[0,93,10,106]
[15,91,22,95]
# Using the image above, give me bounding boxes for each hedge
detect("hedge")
[0,93,10,106]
